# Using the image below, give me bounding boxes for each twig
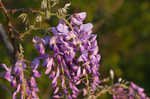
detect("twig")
[95,86,112,98]
[0,0,20,35]
[0,0,19,65]
[95,83,129,98]
[0,24,15,63]
[8,8,41,14]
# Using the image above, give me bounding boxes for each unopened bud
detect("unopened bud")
[118,77,122,83]
[110,69,114,80]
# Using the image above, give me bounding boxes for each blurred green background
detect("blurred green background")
[0,0,150,98]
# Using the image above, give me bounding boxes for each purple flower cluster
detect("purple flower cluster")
[1,60,39,99]
[32,12,101,98]
[129,82,150,99]
[112,82,150,99]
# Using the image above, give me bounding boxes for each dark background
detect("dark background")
[0,0,150,98]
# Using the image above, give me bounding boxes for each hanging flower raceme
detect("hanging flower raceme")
[129,82,149,99]
[32,12,101,98]
[111,82,150,99]
[0,60,39,99]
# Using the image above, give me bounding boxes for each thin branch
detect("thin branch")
[8,8,41,14]
[0,0,9,19]
[94,86,112,98]
[0,24,15,63]
[0,0,20,35]
[0,0,19,65]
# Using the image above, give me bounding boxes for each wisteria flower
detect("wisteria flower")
[32,12,101,98]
